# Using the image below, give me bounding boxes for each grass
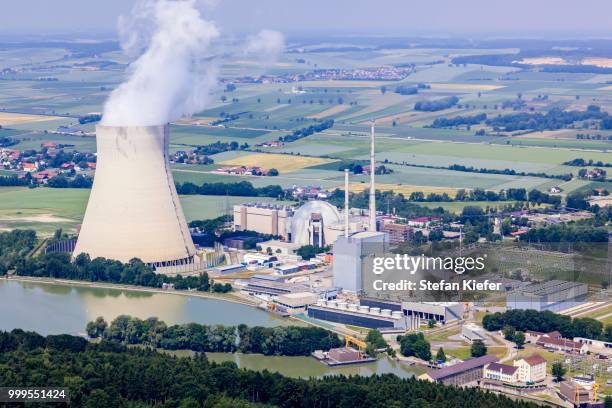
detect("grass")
[219,153,337,173]
[0,187,291,236]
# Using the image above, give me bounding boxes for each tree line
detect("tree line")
[278,119,334,143]
[482,309,611,342]
[88,315,342,356]
[563,158,612,168]
[0,230,231,293]
[176,180,286,198]
[0,329,539,408]
[430,113,487,128]
[414,96,459,112]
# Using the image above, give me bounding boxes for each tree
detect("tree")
[268,168,279,176]
[552,362,566,382]
[436,347,446,362]
[513,331,525,349]
[471,340,487,357]
[86,316,108,339]
[366,329,388,349]
[503,325,515,341]
[428,319,436,328]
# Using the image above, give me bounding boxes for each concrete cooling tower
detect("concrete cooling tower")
[73,125,196,267]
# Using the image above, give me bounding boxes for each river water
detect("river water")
[0,279,289,335]
[0,279,424,378]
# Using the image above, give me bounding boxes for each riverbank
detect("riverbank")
[2,274,259,307]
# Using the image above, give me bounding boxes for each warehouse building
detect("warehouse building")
[420,355,499,386]
[506,280,588,312]
[307,299,409,329]
[401,301,464,323]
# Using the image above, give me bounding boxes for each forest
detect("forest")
[482,309,611,341]
[0,329,540,408]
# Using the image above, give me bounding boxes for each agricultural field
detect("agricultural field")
[0,187,291,236]
[0,41,610,214]
[218,152,337,173]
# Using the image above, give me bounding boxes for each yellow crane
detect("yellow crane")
[345,335,367,351]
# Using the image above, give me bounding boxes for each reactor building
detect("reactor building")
[73,125,197,269]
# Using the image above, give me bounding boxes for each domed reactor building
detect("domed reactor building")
[73,125,196,270]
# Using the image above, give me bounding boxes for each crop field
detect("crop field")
[218,153,337,173]
[1,42,611,220]
[0,112,65,126]
[346,182,459,197]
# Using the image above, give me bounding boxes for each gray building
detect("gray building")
[506,280,588,312]
[332,231,387,293]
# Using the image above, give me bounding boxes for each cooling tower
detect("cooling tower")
[73,124,196,265]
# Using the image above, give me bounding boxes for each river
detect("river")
[0,279,289,335]
[0,278,424,379]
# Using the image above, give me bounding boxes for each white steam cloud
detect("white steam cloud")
[244,29,285,62]
[102,0,220,126]
[102,0,285,127]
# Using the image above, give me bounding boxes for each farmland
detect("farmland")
[0,40,610,211]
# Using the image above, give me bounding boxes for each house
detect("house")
[549,186,562,194]
[484,362,519,383]
[513,353,547,383]
[32,169,59,184]
[41,142,57,149]
[408,216,441,228]
[536,335,587,354]
[22,162,38,172]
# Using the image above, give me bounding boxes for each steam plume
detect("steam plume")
[102,0,220,126]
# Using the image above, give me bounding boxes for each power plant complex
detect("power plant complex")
[73,125,197,269]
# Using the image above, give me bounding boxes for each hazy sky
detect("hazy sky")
[3,0,612,38]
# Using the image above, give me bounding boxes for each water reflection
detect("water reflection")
[205,353,425,379]
[0,279,290,335]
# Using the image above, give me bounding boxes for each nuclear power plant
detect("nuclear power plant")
[73,125,197,269]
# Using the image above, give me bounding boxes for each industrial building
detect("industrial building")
[380,222,412,244]
[242,276,310,298]
[73,125,197,270]
[233,200,367,247]
[332,231,388,293]
[273,292,319,314]
[359,298,464,325]
[401,301,464,323]
[506,280,588,312]
[307,299,410,329]
[420,355,499,386]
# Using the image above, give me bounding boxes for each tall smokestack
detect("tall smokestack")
[369,121,377,231]
[344,168,350,238]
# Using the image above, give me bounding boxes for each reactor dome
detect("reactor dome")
[290,200,342,246]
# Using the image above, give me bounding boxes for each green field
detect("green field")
[0,187,291,236]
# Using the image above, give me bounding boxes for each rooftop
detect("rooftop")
[427,354,498,380]
[522,353,547,366]
[487,362,518,376]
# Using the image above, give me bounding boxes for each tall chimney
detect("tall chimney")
[344,168,350,238]
[369,121,377,231]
